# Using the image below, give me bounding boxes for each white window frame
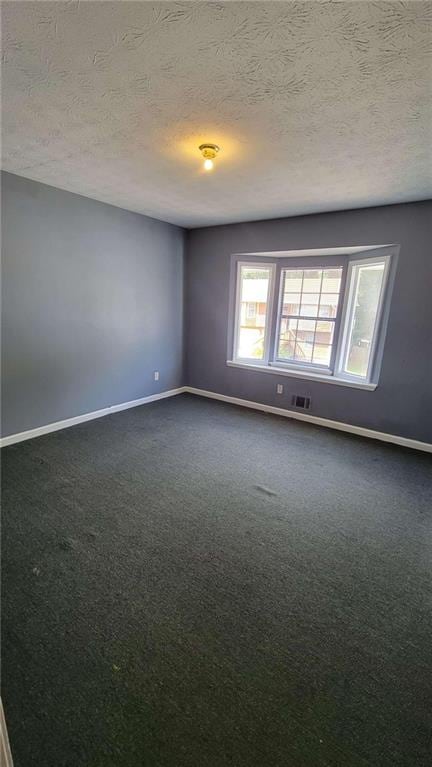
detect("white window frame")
[334,254,391,383]
[233,261,276,366]
[229,249,395,390]
[272,265,344,376]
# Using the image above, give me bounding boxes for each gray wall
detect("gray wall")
[1,172,184,437]
[185,201,432,443]
[2,171,431,443]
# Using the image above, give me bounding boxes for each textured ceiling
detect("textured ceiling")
[2,1,432,228]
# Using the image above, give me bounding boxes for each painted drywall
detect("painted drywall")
[185,201,432,443]
[2,172,431,444]
[1,172,184,437]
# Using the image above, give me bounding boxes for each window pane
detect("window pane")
[322,269,342,293]
[300,293,320,316]
[238,327,264,359]
[302,270,322,293]
[313,344,332,366]
[236,267,271,360]
[283,292,301,315]
[315,321,335,345]
[318,293,339,318]
[344,262,385,377]
[278,318,297,359]
[295,319,315,362]
[298,319,316,335]
[284,270,303,292]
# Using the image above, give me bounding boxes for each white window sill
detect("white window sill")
[226,360,377,390]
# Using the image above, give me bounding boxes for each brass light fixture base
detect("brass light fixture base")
[199,143,220,160]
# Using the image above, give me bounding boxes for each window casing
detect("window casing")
[230,250,394,387]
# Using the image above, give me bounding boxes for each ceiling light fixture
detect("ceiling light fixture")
[199,143,220,171]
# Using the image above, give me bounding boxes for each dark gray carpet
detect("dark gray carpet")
[2,393,432,767]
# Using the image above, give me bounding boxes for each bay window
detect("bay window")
[229,248,395,389]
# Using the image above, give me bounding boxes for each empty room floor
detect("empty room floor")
[2,393,432,767]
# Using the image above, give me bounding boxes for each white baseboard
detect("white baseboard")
[0,387,187,448]
[184,387,432,453]
[1,385,430,453]
[0,700,13,767]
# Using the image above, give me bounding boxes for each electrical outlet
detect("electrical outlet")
[154,371,159,381]
[277,384,283,394]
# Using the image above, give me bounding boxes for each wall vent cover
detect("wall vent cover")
[292,395,311,410]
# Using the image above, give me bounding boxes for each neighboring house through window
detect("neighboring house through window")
[246,301,257,320]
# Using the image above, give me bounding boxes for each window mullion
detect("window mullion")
[294,270,305,363]
[281,314,336,323]
[336,262,358,376]
[311,271,324,365]
[331,261,349,374]
[270,264,284,363]
[262,262,277,365]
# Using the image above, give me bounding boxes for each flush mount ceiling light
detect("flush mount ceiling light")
[199,143,220,171]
